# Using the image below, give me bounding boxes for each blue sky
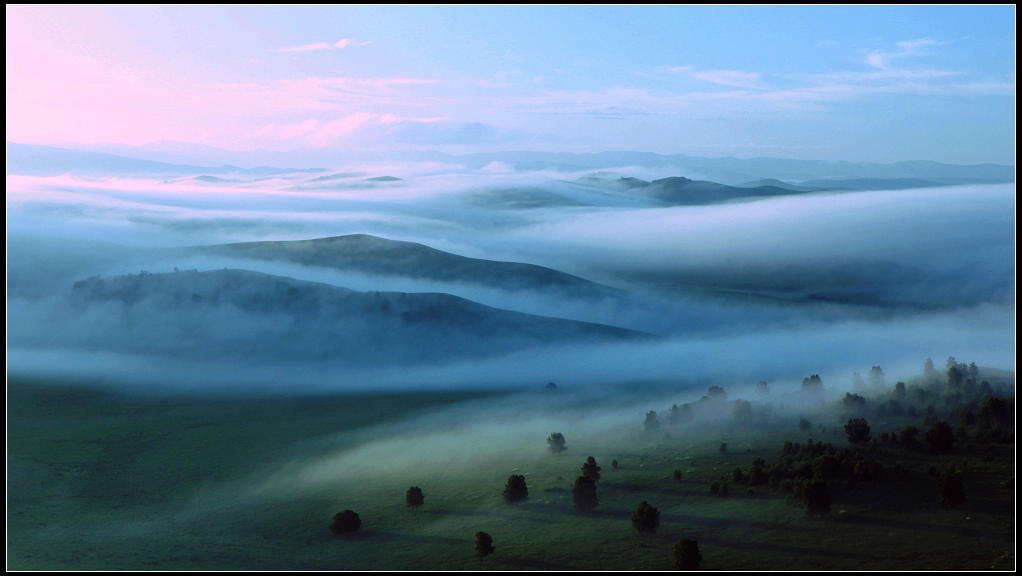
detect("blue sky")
[6,5,1016,163]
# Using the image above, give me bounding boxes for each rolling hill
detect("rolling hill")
[197,234,624,299]
[66,269,648,364]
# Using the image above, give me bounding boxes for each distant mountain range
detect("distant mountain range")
[8,142,1013,189]
[5,142,324,178]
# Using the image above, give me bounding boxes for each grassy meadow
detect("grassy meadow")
[6,372,1014,571]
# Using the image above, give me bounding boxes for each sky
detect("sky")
[5,5,1016,164]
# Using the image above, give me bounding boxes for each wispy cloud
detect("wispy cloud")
[665,66,766,89]
[865,37,940,70]
[278,42,333,53]
[278,38,364,53]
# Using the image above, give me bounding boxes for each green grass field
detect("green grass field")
[6,375,1015,570]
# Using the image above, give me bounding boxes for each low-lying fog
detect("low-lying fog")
[6,163,1015,396]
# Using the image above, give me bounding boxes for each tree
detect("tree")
[801,374,823,393]
[329,510,362,535]
[475,531,495,556]
[406,486,424,509]
[547,432,567,454]
[844,418,871,444]
[900,425,920,449]
[572,475,599,513]
[842,393,866,411]
[937,470,966,507]
[894,381,906,400]
[802,479,830,514]
[673,538,702,570]
[631,500,660,534]
[851,372,866,394]
[733,399,752,422]
[705,385,728,402]
[581,456,602,482]
[644,410,660,432]
[868,366,885,390]
[926,421,954,454]
[503,474,528,503]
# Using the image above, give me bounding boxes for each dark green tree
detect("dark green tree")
[900,425,920,449]
[644,410,660,432]
[329,510,362,535]
[673,538,702,570]
[581,456,602,482]
[631,500,660,534]
[926,421,954,454]
[475,531,495,556]
[406,486,424,509]
[503,474,528,504]
[844,418,871,444]
[572,475,599,513]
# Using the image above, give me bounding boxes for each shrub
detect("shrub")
[581,456,602,482]
[329,510,362,535]
[547,433,567,454]
[926,421,954,454]
[503,474,528,503]
[475,531,495,556]
[673,469,683,483]
[612,459,619,470]
[844,418,871,444]
[406,486,424,509]
[938,470,966,507]
[673,538,702,570]
[631,500,660,534]
[572,475,599,513]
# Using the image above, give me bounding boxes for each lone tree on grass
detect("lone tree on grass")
[547,432,567,454]
[503,474,528,504]
[673,538,702,570]
[631,500,660,534]
[581,456,602,482]
[406,486,424,509]
[329,510,362,535]
[572,475,599,513]
[475,531,495,556]
[845,417,871,444]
